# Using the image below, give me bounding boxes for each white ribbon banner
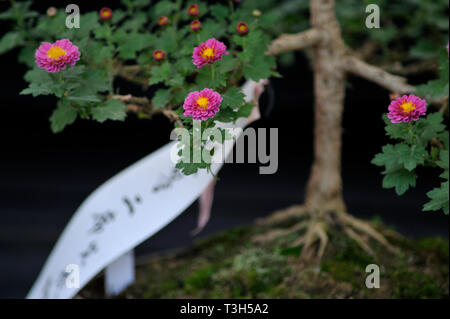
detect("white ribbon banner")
[27,81,260,299]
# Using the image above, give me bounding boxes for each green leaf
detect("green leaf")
[153,0,177,16]
[50,103,78,133]
[175,155,209,175]
[115,32,152,59]
[195,68,227,89]
[210,4,229,19]
[217,55,237,74]
[149,62,171,85]
[416,112,446,146]
[397,144,427,171]
[383,115,409,140]
[167,73,185,87]
[176,161,199,176]
[93,24,110,39]
[372,143,427,172]
[214,108,238,123]
[415,49,449,100]
[80,70,110,94]
[20,83,53,97]
[18,47,35,67]
[372,144,402,171]
[92,45,114,64]
[197,19,227,42]
[21,68,61,97]
[410,40,439,59]
[243,54,273,82]
[222,87,245,109]
[0,31,24,54]
[236,103,254,118]
[152,89,171,110]
[416,79,449,101]
[0,8,14,20]
[423,182,449,215]
[382,169,417,196]
[91,99,127,123]
[437,150,449,180]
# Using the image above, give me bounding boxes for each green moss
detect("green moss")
[320,231,376,290]
[278,246,302,257]
[212,248,289,297]
[391,269,442,299]
[415,237,449,262]
[334,242,376,267]
[194,226,251,252]
[184,266,215,293]
[321,260,363,289]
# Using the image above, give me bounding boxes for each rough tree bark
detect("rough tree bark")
[305,0,347,214]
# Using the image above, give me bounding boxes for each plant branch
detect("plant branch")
[343,55,416,94]
[110,94,183,127]
[266,28,325,56]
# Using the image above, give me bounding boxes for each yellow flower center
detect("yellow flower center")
[239,25,247,31]
[201,47,214,60]
[102,11,111,18]
[196,97,209,109]
[400,101,415,113]
[47,46,66,59]
[155,52,162,58]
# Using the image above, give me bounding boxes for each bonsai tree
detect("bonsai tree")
[0,0,448,262]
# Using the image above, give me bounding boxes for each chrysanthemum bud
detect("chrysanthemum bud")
[47,7,58,17]
[190,20,202,32]
[157,16,169,26]
[253,9,261,17]
[390,93,399,100]
[236,22,249,35]
[153,50,166,61]
[99,7,113,21]
[187,4,200,17]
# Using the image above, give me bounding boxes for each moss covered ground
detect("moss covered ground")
[80,218,449,299]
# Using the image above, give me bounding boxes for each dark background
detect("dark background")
[0,1,448,298]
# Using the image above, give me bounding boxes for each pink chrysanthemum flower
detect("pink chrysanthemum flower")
[183,88,222,120]
[192,38,228,68]
[35,39,80,73]
[387,94,427,123]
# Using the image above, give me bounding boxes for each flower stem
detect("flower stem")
[228,0,234,14]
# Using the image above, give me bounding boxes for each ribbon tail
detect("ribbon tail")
[191,179,217,236]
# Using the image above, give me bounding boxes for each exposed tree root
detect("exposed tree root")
[253,205,399,261]
[256,204,307,226]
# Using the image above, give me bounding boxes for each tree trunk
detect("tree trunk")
[305,0,347,215]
